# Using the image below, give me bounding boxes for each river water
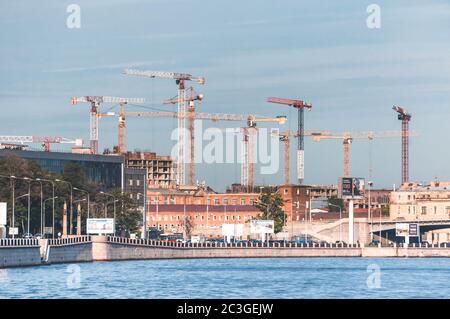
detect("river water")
[1,258,449,298]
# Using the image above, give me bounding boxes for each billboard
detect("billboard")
[87,218,115,234]
[0,202,6,226]
[250,220,274,234]
[222,224,244,237]
[338,177,365,199]
[297,150,304,180]
[396,223,419,237]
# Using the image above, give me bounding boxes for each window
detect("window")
[223,199,228,205]
[249,199,254,205]
[214,199,219,205]
[129,193,133,199]
[421,206,427,215]
[434,206,437,214]
[137,193,140,200]
[232,198,237,205]
[296,189,300,195]
[136,180,140,186]
[240,199,246,205]
[284,189,288,194]
[129,179,133,186]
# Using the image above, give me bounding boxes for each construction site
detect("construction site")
[0,63,424,245]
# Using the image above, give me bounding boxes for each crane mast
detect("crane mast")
[267,97,312,185]
[393,105,412,184]
[123,69,205,186]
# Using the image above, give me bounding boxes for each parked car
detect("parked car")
[34,233,43,239]
[22,233,33,239]
[439,242,450,247]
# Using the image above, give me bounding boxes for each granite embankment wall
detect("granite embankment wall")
[3,236,450,268]
[42,236,93,264]
[0,239,41,268]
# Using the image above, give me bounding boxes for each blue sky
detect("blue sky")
[1,0,450,191]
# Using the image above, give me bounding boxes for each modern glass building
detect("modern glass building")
[0,149,124,190]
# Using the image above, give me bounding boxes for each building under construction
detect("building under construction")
[124,151,174,189]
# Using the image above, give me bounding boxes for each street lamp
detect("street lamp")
[55,179,73,235]
[43,196,58,237]
[368,181,374,242]
[36,178,56,238]
[100,191,116,234]
[73,187,90,219]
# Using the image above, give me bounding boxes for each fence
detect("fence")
[0,238,40,247]
[47,236,91,246]
[106,237,371,249]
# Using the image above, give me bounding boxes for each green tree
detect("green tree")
[107,189,142,236]
[254,188,286,233]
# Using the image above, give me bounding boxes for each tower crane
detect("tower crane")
[309,131,417,178]
[70,96,145,154]
[393,105,412,184]
[162,87,204,186]
[271,130,331,185]
[109,109,286,187]
[267,97,312,185]
[123,69,205,185]
[0,136,83,152]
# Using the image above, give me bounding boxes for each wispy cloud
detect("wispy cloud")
[42,60,176,73]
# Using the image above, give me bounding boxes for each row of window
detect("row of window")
[150,215,254,222]
[397,205,450,215]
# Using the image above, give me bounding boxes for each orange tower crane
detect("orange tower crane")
[392,105,412,184]
[267,97,312,184]
[272,130,330,185]
[309,131,417,177]
[112,110,286,187]
[123,69,205,185]
[70,96,145,154]
[162,87,204,186]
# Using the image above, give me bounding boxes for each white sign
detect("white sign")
[396,223,419,237]
[9,227,18,235]
[250,220,274,234]
[297,150,304,180]
[221,224,244,237]
[44,227,53,234]
[86,218,115,234]
[0,202,6,226]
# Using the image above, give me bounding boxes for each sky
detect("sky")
[1,0,450,192]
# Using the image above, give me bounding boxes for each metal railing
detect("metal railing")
[47,236,91,246]
[0,238,40,247]
[106,237,373,249]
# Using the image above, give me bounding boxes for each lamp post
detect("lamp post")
[55,179,73,235]
[100,191,116,234]
[22,177,31,235]
[73,187,90,219]
[43,196,58,237]
[368,181,374,242]
[36,178,55,238]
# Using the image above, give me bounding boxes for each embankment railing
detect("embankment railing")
[0,238,40,247]
[47,236,91,246]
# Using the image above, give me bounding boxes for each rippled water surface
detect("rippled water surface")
[1,258,450,298]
